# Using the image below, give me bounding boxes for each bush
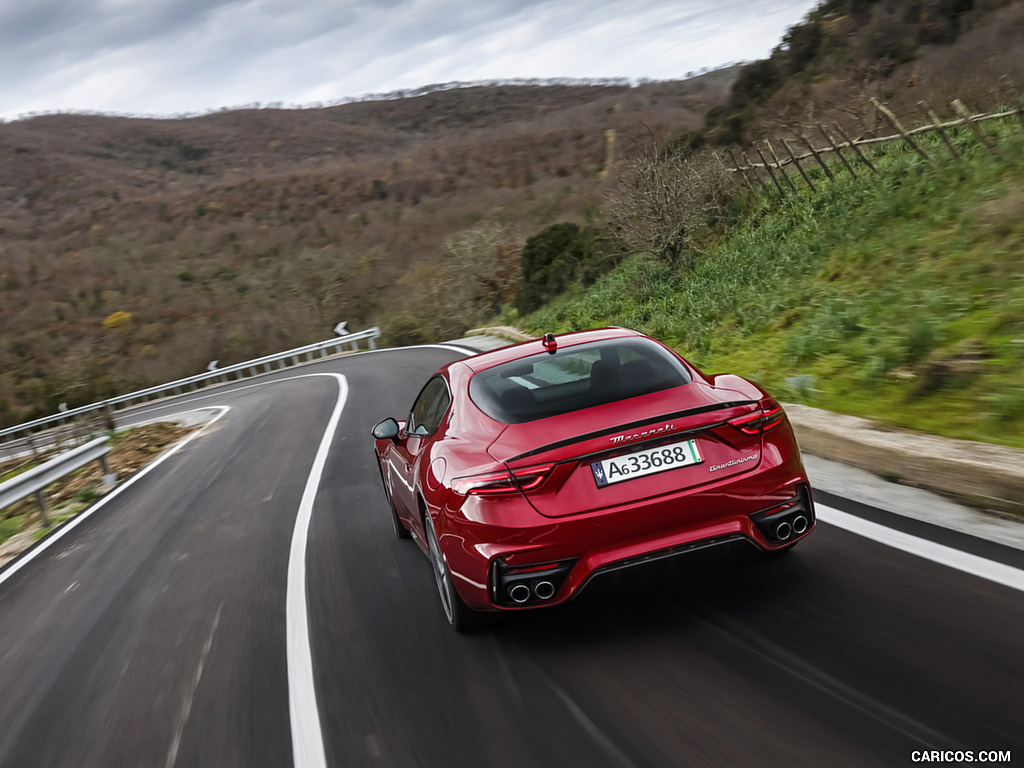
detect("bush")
[73,484,102,504]
[383,315,428,346]
[515,223,619,314]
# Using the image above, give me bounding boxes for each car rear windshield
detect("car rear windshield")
[469,337,692,424]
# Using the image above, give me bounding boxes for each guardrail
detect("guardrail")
[0,437,112,525]
[0,326,381,450]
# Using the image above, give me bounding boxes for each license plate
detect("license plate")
[591,438,703,487]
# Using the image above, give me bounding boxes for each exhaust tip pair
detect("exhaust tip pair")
[775,515,809,541]
[509,581,555,603]
[492,557,575,607]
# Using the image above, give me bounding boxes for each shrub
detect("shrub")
[73,484,102,504]
[515,223,619,314]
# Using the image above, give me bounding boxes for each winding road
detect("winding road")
[0,345,1021,767]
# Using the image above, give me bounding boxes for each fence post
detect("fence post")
[781,137,816,193]
[871,97,933,164]
[916,101,960,159]
[817,123,857,179]
[725,149,756,192]
[754,143,786,196]
[801,134,835,181]
[952,99,1002,157]
[765,140,800,196]
[832,122,878,173]
[740,151,768,190]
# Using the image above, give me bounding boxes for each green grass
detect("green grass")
[0,513,26,542]
[525,121,1024,449]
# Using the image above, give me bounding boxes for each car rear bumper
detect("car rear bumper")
[440,462,815,611]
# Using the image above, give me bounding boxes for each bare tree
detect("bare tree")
[608,139,739,268]
[437,224,523,325]
[394,223,524,341]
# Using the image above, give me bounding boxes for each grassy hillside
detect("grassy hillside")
[522,119,1024,449]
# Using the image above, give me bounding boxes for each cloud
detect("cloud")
[0,0,819,120]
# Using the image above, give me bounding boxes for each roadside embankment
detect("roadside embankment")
[785,403,1024,516]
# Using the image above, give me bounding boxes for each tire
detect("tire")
[376,456,410,539]
[425,510,481,632]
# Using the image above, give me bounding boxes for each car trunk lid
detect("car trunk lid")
[486,381,764,518]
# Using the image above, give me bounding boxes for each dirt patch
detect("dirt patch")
[0,422,196,566]
[59,422,194,498]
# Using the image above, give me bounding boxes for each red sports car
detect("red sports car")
[372,328,814,630]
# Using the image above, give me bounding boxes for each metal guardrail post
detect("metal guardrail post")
[0,437,113,522]
[34,490,51,526]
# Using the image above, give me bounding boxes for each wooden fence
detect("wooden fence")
[722,93,1024,197]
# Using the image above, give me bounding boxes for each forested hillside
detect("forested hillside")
[704,0,1024,144]
[0,72,736,425]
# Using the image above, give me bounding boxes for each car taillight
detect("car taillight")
[450,464,554,496]
[728,398,784,435]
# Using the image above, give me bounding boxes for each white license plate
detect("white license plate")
[591,438,703,487]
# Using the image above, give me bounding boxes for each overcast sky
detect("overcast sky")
[0,0,820,121]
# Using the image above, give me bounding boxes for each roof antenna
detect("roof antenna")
[542,333,557,353]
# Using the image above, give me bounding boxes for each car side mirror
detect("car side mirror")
[372,418,400,443]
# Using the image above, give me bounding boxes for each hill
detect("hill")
[523,111,1024,451]
[703,0,1024,145]
[504,0,1024,450]
[0,72,737,425]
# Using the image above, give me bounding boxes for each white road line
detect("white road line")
[0,406,231,588]
[816,504,1024,593]
[4,356,466,767]
[286,373,348,768]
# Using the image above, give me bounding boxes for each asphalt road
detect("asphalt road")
[0,346,1021,768]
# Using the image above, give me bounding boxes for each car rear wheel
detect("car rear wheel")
[425,511,480,632]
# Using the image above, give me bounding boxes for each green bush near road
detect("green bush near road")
[524,121,1024,449]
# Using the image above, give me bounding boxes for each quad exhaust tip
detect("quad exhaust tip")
[775,521,793,541]
[509,584,531,604]
[792,515,809,534]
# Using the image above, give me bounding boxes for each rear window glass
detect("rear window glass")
[469,337,692,424]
